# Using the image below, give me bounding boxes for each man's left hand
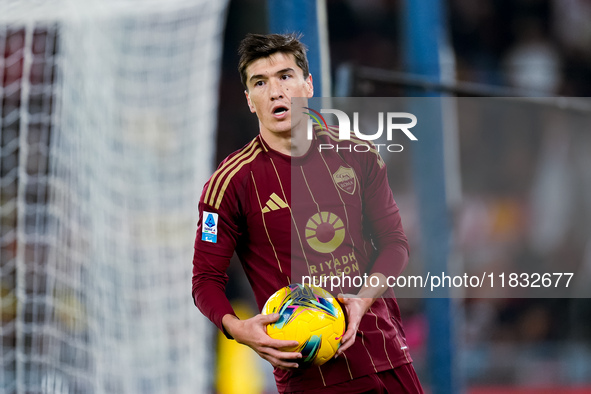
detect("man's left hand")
[334,273,389,357]
[335,294,373,357]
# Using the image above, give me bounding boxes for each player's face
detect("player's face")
[244,52,313,137]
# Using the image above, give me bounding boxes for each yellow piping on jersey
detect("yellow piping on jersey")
[204,137,260,207]
[213,147,263,209]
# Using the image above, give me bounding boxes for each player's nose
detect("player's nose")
[269,78,284,101]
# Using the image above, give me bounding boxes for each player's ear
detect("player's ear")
[306,74,314,98]
[244,90,256,113]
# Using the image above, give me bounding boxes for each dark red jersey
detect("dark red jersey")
[193,126,413,392]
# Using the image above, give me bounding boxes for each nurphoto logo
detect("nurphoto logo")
[304,107,418,153]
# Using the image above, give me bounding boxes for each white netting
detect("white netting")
[0,1,229,392]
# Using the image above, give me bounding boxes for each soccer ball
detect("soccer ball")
[262,283,346,366]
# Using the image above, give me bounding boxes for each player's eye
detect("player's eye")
[281,74,291,80]
[254,80,264,87]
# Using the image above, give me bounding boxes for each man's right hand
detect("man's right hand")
[222,313,302,370]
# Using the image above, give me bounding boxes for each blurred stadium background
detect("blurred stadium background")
[2,0,591,393]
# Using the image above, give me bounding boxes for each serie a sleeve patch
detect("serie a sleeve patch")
[201,211,219,243]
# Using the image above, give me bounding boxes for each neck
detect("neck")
[260,124,312,157]
[291,127,312,157]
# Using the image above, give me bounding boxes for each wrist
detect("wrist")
[357,273,388,299]
[222,314,241,339]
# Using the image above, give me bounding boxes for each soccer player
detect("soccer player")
[192,33,423,393]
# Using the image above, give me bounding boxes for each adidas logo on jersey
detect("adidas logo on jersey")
[262,193,288,213]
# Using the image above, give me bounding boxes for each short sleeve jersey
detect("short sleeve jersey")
[192,126,413,392]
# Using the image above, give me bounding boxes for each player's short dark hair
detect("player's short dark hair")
[238,33,309,89]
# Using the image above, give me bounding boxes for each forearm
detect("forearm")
[363,164,410,280]
[192,248,236,336]
[192,280,236,335]
[368,241,409,281]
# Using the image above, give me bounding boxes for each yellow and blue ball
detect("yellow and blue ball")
[262,283,346,366]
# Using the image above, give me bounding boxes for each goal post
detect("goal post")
[1,1,229,393]
[400,1,458,393]
[267,0,331,98]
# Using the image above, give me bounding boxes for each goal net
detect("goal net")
[0,0,229,392]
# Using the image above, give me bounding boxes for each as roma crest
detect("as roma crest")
[332,166,357,195]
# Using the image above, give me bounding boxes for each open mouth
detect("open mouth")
[273,106,288,116]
